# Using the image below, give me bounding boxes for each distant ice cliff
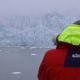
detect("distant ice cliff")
[0,13,79,47]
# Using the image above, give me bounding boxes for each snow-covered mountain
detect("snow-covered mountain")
[0,13,79,47]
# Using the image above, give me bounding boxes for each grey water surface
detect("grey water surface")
[0,47,53,80]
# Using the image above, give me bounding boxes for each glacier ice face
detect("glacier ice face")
[0,13,79,47]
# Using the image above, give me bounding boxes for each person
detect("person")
[38,20,80,80]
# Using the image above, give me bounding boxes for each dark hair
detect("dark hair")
[73,20,80,25]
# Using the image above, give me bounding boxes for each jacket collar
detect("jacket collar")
[56,42,80,49]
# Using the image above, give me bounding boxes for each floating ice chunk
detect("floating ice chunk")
[11,72,21,75]
[29,47,37,49]
[30,53,37,56]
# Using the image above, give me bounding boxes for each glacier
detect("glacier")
[0,13,80,47]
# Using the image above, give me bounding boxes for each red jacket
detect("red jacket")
[38,42,80,80]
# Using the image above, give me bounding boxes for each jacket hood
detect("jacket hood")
[58,24,80,46]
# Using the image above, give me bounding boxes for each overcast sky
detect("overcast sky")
[0,0,80,18]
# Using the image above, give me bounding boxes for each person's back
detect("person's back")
[38,20,80,80]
